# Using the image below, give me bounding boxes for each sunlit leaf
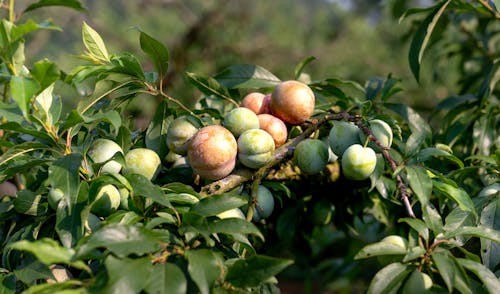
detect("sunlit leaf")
[406,165,432,205]
[82,22,109,62]
[433,180,475,214]
[457,258,500,293]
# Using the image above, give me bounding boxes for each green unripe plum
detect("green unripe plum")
[252,185,275,221]
[341,144,377,180]
[328,121,361,157]
[223,107,260,137]
[187,125,237,180]
[294,139,329,175]
[359,119,393,150]
[166,116,200,155]
[402,270,433,293]
[88,138,123,174]
[123,148,161,181]
[237,129,275,169]
[217,208,246,220]
[91,184,121,217]
[48,188,64,210]
[270,80,315,125]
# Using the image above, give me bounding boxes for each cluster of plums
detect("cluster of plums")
[39,79,395,223]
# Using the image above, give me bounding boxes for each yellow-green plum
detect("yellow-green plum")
[223,107,260,137]
[187,125,237,180]
[91,184,121,217]
[294,139,329,175]
[341,144,377,180]
[88,138,123,174]
[123,148,162,180]
[237,129,275,169]
[328,121,361,157]
[258,114,288,147]
[359,119,393,150]
[251,185,275,221]
[270,80,315,125]
[166,116,200,155]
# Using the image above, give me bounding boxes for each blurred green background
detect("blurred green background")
[5,0,458,121]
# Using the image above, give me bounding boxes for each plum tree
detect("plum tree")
[187,125,238,180]
[293,139,329,175]
[123,148,162,180]
[223,107,260,137]
[341,144,377,180]
[237,129,275,169]
[270,80,315,125]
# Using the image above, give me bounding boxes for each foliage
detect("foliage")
[0,0,499,293]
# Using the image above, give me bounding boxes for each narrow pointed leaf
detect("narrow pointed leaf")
[367,262,412,294]
[457,258,500,293]
[185,249,224,294]
[24,0,85,12]
[406,165,432,205]
[139,31,169,78]
[433,181,475,214]
[82,22,109,62]
[408,0,451,82]
[214,64,281,89]
[145,263,187,294]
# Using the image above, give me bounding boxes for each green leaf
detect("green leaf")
[82,22,109,62]
[10,76,40,118]
[31,59,61,90]
[412,147,464,168]
[406,165,432,205]
[77,78,136,114]
[126,174,172,208]
[34,83,61,126]
[294,56,316,80]
[16,281,84,294]
[0,274,16,294]
[399,218,429,241]
[185,249,224,294]
[208,218,264,241]
[102,255,152,294]
[190,193,247,217]
[214,64,281,89]
[186,72,237,105]
[145,100,173,158]
[456,258,500,293]
[48,153,82,214]
[225,255,293,288]
[432,250,470,293]
[110,53,145,79]
[14,260,52,284]
[24,0,85,13]
[366,262,412,294]
[441,226,500,244]
[433,180,475,214]
[139,31,169,79]
[13,189,46,216]
[472,113,495,156]
[76,223,161,258]
[480,197,500,270]
[422,203,443,234]
[408,0,451,82]
[55,181,88,248]
[11,19,61,41]
[144,263,187,294]
[8,238,89,272]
